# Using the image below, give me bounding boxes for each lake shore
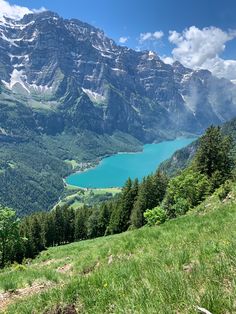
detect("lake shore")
[65,137,197,189]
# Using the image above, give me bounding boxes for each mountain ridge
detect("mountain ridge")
[1,10,236,213]
[1,10,236,141]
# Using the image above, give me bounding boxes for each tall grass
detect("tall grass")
[2,199,236,313]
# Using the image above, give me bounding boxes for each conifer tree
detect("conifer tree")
[194,125,233,188]
[74,206,89,240]
[109,178,139,234]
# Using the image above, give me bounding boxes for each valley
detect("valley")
[1,10,236,215]
[1,1,236,313]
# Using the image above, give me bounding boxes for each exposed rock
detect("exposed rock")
[1,11,236,141]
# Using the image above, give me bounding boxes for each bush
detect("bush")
[172,198,190,216]
[144,206,167,226]
[163,168,211,218]
[217,180,232,201]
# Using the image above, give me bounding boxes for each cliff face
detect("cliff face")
[1,11,236,142]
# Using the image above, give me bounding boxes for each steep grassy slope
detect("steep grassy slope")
[1,190,236,313]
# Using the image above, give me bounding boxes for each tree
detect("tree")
[131,172,168,228]
[194,126,233,188]
[0,207,21,268]
[74,206,90,241]
[109,178,139,234]
[163,168,211,218]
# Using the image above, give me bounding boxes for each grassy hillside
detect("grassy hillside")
[1,188,236,313]
[55,187,121,210]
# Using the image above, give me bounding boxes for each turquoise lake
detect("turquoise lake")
[66,137,196,188]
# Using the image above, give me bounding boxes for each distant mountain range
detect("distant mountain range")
[1,11,236,141]
[1,10,236,214]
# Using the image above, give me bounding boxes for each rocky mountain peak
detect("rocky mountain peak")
[0,10,236,141]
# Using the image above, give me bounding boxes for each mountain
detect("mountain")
[1,11,236,140]
[1,10,236,214]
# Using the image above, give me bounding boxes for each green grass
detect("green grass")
[64,160,80,170]
[54,187,121,209]
[2,194,236,313]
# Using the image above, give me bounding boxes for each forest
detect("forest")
[0,125,234,268]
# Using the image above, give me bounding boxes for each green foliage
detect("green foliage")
[163,168,211,218]
[2,194,236,313]
[0,207,21,267]
[171,198,190,216]
[0,131,141,216]
[131,171,168,228]
[216,180,232,201]
[144,206,167,226]
[193,125,233,187]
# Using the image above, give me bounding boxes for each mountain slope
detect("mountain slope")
[160,117,236,176]
[1,11,236,140]
[1,188,236,313]
[1,11,236,213]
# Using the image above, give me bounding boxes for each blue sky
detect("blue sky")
[3,0,236,80]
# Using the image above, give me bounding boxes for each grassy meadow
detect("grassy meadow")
[1,188,236,313]
[54,187,121,209]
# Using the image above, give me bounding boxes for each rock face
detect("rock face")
[1,11,236,142]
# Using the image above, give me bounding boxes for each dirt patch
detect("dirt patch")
[41,259,57,266]
[39,258,71,266]
[57,264,72,273]
[80,261,100,276]
[44,304,77,314]
[0,281,53,311]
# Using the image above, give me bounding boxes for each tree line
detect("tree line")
[0,126,234,268]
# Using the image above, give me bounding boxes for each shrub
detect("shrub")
[217,180,232,201]
[144,206,167,226]
[163,168,211,218]
[172,198,190,216]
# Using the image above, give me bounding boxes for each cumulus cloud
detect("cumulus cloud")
[139,30,164,43]
[0,0,46,21]
[165,26,236,81]
[119,36,129,44]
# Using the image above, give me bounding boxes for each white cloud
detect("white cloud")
[153,31,164,40]
[0,0,46,21]
[119,36,129,44]
[166,26,236,81]
[139,30,164,43]
[162,56,174,65]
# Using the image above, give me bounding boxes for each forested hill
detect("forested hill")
[0,124,234,270]
[1,134,236,312]
[159,117,236,176]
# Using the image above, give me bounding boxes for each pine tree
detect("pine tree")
[130,172,168,228]
[74,206,89,240]
[98,203,111,236]
[130,178,148,228]
[194,125,233,188]
[109,178,139,234]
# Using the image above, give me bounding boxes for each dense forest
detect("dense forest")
[0,125,234,268]
[0,130,141,216]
